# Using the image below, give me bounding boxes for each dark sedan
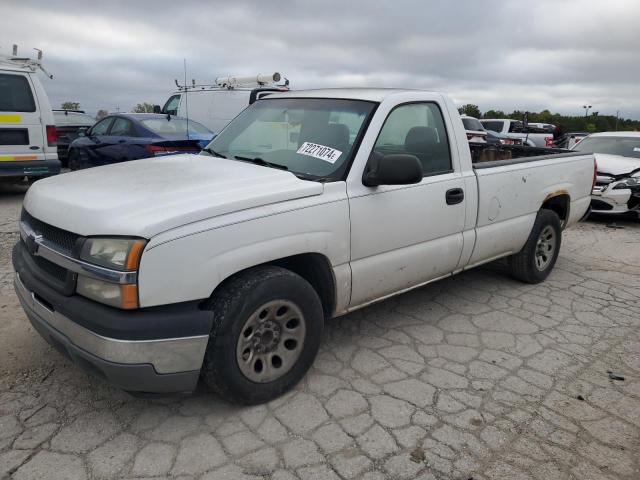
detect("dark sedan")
[67,113,214,170]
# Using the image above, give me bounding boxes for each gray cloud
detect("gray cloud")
[3,0,639,118]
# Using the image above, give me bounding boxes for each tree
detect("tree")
[483,109,505,119]
[61,101,80,110]
[458,104,482,118]
[96,109,109,120]
[132,102,155,113]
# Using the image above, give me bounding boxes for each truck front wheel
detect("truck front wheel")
[508,209,562,284]
[201,266,324,405]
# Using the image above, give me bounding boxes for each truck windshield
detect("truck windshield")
[203,97,376,180]
[462,117,484,131]
[573,136,640,159]
[480,121,503,132]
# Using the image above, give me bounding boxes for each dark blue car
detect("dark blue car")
[67,113,214,170]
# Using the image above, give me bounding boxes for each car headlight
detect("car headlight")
[612,176,639,189]
[77,237,146,309]
[80,238,146,270]
[76,276,139,309]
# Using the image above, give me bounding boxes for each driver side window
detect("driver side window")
[163,95,180,115]
[90,117,113,136]
[373,103,452,176]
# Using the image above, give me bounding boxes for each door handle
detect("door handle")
[445,188,464,205]
[118,139,127,143]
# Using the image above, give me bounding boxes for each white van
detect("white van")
[0,47,60,180]
[159,73,289,135]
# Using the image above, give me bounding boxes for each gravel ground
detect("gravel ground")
[1,182,639,480]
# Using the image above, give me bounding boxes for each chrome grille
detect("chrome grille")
[21,209,80,254]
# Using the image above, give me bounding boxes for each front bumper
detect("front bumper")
[0,159,61,178]
[590,187,640,215]
[13,242,213,393]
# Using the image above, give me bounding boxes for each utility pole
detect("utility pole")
[615,110,620,131]
[582,105,592,117]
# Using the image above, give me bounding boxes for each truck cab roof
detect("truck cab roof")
[267,88,438,102]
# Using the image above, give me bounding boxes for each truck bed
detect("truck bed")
[469,142,570,166]
[465,147,595,268]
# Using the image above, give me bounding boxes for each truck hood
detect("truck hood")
[23,155,324,237]
[594,153,640,177]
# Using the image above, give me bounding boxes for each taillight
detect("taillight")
[592,158,598,190]
[545,137,553,147]
[145,144,166,156]
[145,144,199,156]
[501,139,514,145]
[46,125,57,146]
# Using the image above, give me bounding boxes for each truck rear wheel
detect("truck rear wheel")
[201,266,323,405]
[508,209,561,284]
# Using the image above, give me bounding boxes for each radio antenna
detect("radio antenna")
[183,59,189,140]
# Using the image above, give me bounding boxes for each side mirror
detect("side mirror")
[362,153,423,187]
[153,105,162,114]
[77,127,88,137]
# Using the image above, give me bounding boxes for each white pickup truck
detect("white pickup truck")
[13,89,595,404]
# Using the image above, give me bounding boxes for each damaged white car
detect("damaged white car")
[573,132,640,217]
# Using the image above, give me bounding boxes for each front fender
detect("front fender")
[137,196,350,307]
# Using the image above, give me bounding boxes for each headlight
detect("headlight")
[612,176,639,189]
[77,276,139,309]
[80,238,146,270]
[77,237,146,309]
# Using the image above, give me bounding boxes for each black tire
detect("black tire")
[67,149,80,171]
[508,209,562,284]
[201,266,324,405]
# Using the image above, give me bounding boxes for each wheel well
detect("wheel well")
[269,253,336,318]
[208,253,336,318]
[541,194,570,227]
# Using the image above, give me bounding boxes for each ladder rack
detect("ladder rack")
[174,72,288,91]
[0,45,54,79]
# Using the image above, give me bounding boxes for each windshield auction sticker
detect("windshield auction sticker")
[297,142,343,163]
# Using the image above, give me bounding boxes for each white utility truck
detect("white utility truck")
[159,72,289,134]
[0,45,59,180]
[14,89,595,404]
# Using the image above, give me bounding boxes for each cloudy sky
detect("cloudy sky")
[3,0,639,119]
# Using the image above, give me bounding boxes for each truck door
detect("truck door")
[0,72,45,162]
[347,102,466,306]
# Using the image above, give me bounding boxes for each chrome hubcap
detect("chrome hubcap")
[535,225,556,271]
[236,300,306,383]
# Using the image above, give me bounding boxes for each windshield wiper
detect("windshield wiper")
[201,147,227,158]
[234,155,288,171]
